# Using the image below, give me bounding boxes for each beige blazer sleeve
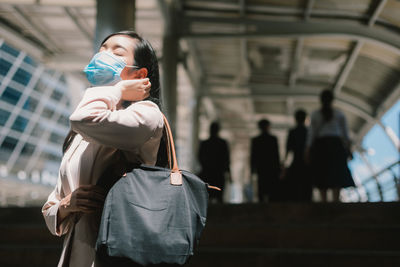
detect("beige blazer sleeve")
[42,176,74,236]
[69,86,163,151]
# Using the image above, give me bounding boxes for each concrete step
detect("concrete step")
[0,224,61,245]
[187,248,400,267]
[206,203,400,225]
[0,245,61,267]
[0,207,44,225]
[200,223,400,250]
[1,203,399,266]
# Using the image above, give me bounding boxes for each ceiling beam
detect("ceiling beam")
[205,82,369,110]
[181,17,400,56]
[44,53,89,71]
[202,91,374,125]
[332,40,364,94]
[0,21,43,60]
[0,0,95,7]
[184,1,370,20]
[201,85,375,122]
[368,0,387,27]
[12,5,60,54]
[64,7,93,42]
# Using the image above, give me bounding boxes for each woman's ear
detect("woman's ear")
[121,67,148,80]
[136,68,148,79]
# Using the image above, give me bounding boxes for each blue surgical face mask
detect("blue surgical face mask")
[83,51,137,86]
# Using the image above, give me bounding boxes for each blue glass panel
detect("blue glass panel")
[21,142,35,156]
[12,68,32,86]
[1,136,18,151]
[382,100,400,140]
[362,125,397,170]
[50,89,63,101]
[23,96,39,112]
[23,55,37,67]
[0,58,12,76]
[11,115,29,132]
[57,114,69,127]
[1,43,19,57]
[0,109,11,126]
[1,86,22,105]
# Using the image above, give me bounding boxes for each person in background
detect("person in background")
[250,119,280,202]
[306,89,355,202]
[198,122,231,203]
[282,109,312,202]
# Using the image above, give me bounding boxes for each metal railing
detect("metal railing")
[362,160,399,202]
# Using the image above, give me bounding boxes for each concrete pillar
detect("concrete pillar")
[94,0,136,51]
[160,1,179,132]
[191,95,201,172]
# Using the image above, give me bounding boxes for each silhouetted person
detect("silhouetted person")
[251,119,280,202]
[199,122,230,203]
[283,109,312,202]
[306,90,355,202]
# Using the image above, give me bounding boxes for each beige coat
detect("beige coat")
[42,86,164,267]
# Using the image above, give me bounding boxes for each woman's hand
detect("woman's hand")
[58,185,106,222]
[116,78,151,101]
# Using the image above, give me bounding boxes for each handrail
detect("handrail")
[361,160,399,201]
[362,160,399,186]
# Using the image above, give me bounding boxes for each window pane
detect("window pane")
[1,136,18,151]
[23,96,39,112]
[21,142,36,156]
[57,114,69,127]
[1,42,19,57]
[50,89,63,101]
[23,55,37,67]
[1,86,22,105]
[0,109,11,126]
[12,68,32,86]
[31,123,45,138]
[49,132,64,144]
[0,58,12,76]
[41,151,60,162]
[34,79,48,93]
[11,116,29,132]
[42,107,54,119]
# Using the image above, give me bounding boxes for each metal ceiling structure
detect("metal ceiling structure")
[1,0,399,144]
[0,0,399,202]
[178,0,400,151]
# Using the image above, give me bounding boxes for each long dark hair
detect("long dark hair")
[63,31,166,165]
[320,89,334,122]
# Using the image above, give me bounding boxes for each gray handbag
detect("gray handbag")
[96,115,218,266]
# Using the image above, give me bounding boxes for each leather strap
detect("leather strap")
[162,114,220,191]
[162,114,183,185]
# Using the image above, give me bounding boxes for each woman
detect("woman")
[42,31,164,267]
[306,90,355,202]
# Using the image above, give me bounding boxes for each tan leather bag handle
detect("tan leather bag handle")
[162,114,183,185]
[162,114,221,191]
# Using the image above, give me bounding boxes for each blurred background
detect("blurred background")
[0,1,400,266]
[0,0,398,205]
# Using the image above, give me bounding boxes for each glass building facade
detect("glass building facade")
[0,39,72,206]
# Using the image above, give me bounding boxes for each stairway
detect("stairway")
[188,202,400,267]
[0,203,399,267]
[0,207,61,267]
